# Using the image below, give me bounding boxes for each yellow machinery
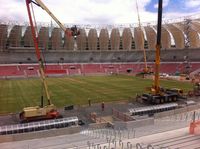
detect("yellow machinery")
[141,0,184,104]
[20,0,79,122]
[136,0,152,74]
[188,75,200,97]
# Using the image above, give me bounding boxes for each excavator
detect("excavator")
[141,0,184,104]
[19,0,80,122]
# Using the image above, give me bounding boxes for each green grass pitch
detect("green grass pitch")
[0,75,193,114]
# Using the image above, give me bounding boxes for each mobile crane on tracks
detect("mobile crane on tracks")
[19,0,80,122]
[141,0,184,104]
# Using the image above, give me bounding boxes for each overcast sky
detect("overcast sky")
[0,0,200,24]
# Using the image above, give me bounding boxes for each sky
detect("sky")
[0,0,200,25]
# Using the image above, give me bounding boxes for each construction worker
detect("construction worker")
[101,102,105,112]
[88,98,91,107]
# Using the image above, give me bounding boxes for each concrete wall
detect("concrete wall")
[1,48,200,64]
[114,118,154,129]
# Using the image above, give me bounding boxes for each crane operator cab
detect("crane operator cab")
[70,25,80,37]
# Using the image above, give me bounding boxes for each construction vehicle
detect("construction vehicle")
[193,83,200,96]
[141,0,184,104]
[188,75,200,97]
[19,0,79,122]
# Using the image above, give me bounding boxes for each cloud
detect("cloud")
[0,0,26,22]
[185,0,200,8]
[154,0,170,8]
[0,0,199,25]
[0,0,154,24]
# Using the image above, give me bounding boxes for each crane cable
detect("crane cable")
[31,2,39,38]
[31,2,48,102]
[30,2,47,68]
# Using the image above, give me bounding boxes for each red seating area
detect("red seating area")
[0,62,200,78]
[160,63,179,74]
[45,69,66,74]
[82,64,104,74]
[0,66,24,76]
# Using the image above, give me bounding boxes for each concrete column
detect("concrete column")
[134,27,144,50]
[51,27,62,50]
[144,26,156,50]
[38,27,49,50]
[99,28,109,51]
[23,26,34,47]
[122,28,132,50]
[166,24,184,49]
[110,28,120,50]
[76,29,87,50]
[88,28,98,50]
[8,25,22,47]
[0,24,8,51]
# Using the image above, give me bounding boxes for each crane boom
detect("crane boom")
[32,0,79,36]
[154,0,163,94]
[141,0,183,104]
[19,0,67,122]
[34,0,66,32]
[135,0,148,73]
[26,0,51,105]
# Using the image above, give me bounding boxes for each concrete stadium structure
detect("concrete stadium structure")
[1,18,200,64]
[1,17,200,148]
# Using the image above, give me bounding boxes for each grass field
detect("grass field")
[0,75,193,114]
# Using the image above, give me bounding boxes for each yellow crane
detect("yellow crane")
[135,0,150,74]
[141,0,184,104]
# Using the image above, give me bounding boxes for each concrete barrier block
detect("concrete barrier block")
[0,135,14,143]
[114,118,154,129]
[174,108,186,114]
[154,110,175,118]
[187,105,198,111]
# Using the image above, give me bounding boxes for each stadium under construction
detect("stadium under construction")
[0,0,200,148]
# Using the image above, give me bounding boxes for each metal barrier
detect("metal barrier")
[0,116,78,135]
[129,103,178,116]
